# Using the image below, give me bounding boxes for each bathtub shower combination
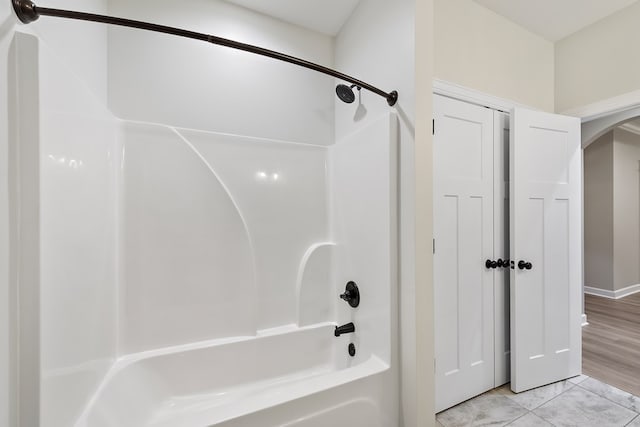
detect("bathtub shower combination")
[10,4,400,424]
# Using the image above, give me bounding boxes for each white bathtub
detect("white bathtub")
[75,323,389,427]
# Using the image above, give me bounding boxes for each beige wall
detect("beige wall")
[416,0,435,425]
[434,0,640,115]
[584,129,640,292]
[434,0,555,111]
[584,132,614,291]
[556,3,640,113]
[613,128,640,291]
[435,0,640,114]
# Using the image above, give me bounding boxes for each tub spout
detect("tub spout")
[334,322,355,337]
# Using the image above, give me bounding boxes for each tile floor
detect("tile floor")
[437,375,640,426]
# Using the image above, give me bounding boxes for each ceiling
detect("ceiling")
[223,0,361,36]
[475,0,639,41]
[223,0,639,42]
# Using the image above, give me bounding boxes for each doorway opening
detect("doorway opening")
[583,117,640,396]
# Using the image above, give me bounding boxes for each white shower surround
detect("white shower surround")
[14,33,398,426]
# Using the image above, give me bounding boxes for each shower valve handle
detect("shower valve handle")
[339,281,360,308]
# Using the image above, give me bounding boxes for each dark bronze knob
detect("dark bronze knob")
[518,260,533,270]
[339,281,360,308]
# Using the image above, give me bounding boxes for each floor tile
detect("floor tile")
[505,381,575,410]
[533,386,637,427]
[626,415,640,426]
[578,378,640,412]
[506,413,554,426]
[567,374,589,385]
[437,395,528,427]
[487,384,516,397]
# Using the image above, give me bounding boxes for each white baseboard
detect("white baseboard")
[584,286,617,299]
[584,284,640,300]
[581,314,588,327]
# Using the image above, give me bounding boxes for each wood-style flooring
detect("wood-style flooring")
[583,292,640,396]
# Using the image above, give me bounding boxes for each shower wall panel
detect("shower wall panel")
[36,38,119,427]
[183,130,330,331]
[330,113,398,368]
[119,123,256,353]
[120,126,330,352]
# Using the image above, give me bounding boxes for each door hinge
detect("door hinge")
[432,119,435,135]
[433,238,436,254]
[434,358,436,373]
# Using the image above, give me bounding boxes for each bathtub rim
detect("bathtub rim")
[74,322,388,426]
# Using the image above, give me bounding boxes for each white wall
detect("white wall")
[0,2,109,425]
[25,0,108,103]
[434,0,555,112]
[555,2,640,113]
[107,0,334,146]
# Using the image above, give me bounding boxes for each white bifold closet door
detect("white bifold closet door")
[434,95,582,411]
[434,95,506,412]
[509,108,582,393]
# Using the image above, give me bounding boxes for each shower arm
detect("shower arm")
[11,0,399,106]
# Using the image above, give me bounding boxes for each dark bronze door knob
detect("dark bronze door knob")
[518,260,532,270]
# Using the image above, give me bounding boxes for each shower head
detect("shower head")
[336,84,361,104]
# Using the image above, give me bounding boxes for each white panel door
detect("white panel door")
[510,108,582,393]
[434,95,495,412]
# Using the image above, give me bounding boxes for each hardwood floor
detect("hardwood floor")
[583,292,640,396]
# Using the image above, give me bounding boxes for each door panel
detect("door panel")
[434,95,495,411]
[510,108,582,393]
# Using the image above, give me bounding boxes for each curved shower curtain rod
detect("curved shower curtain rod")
[11,0,399,106]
